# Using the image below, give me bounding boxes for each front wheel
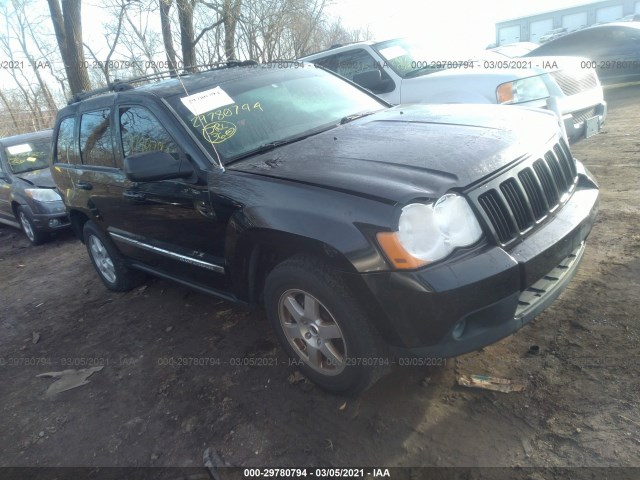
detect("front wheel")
[83,221,145,292]
[264,255,388,395]
[18,206,48,245]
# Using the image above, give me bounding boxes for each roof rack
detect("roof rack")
[67,60,259,105]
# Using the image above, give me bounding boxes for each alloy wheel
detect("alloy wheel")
[278,289,347,375]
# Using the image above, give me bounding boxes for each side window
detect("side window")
[56,116,79,165]
[335,49,379,80]
[313,53,339,72]
[119,106,180,160]
[317,49,394,95]
[80,109,116,167]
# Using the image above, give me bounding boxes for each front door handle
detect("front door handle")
[123,190,146,202]
[77,182,93,190]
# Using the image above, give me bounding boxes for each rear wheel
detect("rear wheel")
[18,206,48,246]
[264,255,388,395]
[83,221,145,291]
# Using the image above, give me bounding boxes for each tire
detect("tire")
[18,206,48,246]
[264,255,388,395]
[83,221,145,292]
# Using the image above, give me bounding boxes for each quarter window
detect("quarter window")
[119,106,179,158]
[56,116,79,165]
[80,109,116,167]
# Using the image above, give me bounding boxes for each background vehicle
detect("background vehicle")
[299,38,607,142]
[0,130,69,245]
[490,42,539,58]
[50,64,598,395]
[525,23,640,84]
[539,27,568,44]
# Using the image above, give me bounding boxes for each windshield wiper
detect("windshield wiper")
[225,124,340,164]
[340,111,377,124]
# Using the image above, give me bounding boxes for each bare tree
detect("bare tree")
[176,0,197,69]
[47,0,92,94]
[160,0,180,74]
[121,0,164,74]
[83,0,130,85]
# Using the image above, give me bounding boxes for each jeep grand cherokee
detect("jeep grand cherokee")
[50,63,599,394]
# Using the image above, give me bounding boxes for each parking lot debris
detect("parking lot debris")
[37,366,104,397]
[339,402,347,411]
[458,374,526,393]
[32,332,40,344]
[203,447,227,480]
[287,371,306,384]
[133,285,147,295]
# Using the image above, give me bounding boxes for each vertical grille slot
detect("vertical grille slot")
[519,168,547,219]
[533,159,559,208]
[545,152,569,193]
[478,190,516,244]
[500,178,533,231]
[554,142,577,180]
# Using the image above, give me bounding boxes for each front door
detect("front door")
[106,104,228,290]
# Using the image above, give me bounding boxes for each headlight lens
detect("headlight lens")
[25,188,62,203]
[497,75,549,104]
[377,194,483,269]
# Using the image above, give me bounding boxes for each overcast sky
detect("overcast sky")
[326,0,600,47]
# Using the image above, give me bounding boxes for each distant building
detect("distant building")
[495,0,640,45]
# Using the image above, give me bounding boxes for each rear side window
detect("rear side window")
[80,109,116,167]
[56,117,79,165]
[119,106,179,158]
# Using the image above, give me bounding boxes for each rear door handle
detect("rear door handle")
[77,182,93,191]
[123,190,146,201]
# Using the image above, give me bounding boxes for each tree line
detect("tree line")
[0,0,370,136]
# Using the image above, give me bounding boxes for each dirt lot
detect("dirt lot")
[1,84,639,474]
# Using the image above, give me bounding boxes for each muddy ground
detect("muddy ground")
[1,84,639,474]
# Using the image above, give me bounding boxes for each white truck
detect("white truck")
[300,38,606,142]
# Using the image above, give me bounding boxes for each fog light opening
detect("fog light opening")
[48,218,61,228]
[452,319,467,340]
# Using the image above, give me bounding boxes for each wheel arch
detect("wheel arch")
[230,228,358,305]
[229,228,402,345]
[11,200,22,218]
[68,209,91,242]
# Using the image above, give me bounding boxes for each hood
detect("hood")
[15,168,56,188]
[230,104,560,204]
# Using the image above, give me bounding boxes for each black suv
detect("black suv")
[0,130,70,245]
[50,63,599,394]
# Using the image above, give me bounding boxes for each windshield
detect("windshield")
[167,65,385,163]
[5,137,51,174]
[373,38,478,78]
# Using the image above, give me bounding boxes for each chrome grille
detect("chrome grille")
[571,106,597,125]
[549,69,598,96]
[475,139,577,245]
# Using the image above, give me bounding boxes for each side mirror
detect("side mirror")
[352,70,384,91]
[124,151,194,182]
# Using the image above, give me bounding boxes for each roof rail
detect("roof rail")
[66,60,260,105]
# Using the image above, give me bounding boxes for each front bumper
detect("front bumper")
[562,101,607,142]
[359,167,599,358]
[29,201,70,232]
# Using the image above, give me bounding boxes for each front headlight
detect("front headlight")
[25,188,62,203]
[377,194,483,269]
[497,75,549,104]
